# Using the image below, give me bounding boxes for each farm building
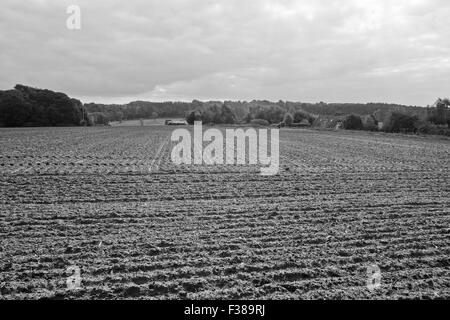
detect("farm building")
[298,119,311,127]
[166,120,188,125]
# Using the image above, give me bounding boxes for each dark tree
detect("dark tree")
[186,110,202,125]
[0,90,32,126]
[0,85,84,127]
[383,112,418,133]
[283,113,293,126]
[343,114,364,130]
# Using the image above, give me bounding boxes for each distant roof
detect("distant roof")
[167,120,188,125]
[299,119,310,125]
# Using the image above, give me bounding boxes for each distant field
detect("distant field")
[110,118,185,126]
[0,126,449,299]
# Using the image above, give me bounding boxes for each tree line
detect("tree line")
[0,85,86,127]
[0,85,448,136]
[84,101,193,125]
[339,99,450,135]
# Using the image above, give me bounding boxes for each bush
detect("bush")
[362,114,378,131]
[343,114,364,130]
[186,110,202,125]
[293,110,316,124]
[428,98,450,125]
[253,105,285,124]
[186,104,237,125]
[415,121,450,136]
[250,119,270,126]
[283,113,293,126]
[90,112,109,125]
[220,104,237,124]
[383,112,418,133]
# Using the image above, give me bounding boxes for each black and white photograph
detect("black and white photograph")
[0,0,449,306]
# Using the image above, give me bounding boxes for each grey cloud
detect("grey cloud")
[1,0,449,105]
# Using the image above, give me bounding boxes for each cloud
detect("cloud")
[1,0,449,105]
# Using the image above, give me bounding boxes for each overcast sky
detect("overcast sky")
[1,0,449,105]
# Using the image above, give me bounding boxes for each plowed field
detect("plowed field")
[1,126,449,299]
